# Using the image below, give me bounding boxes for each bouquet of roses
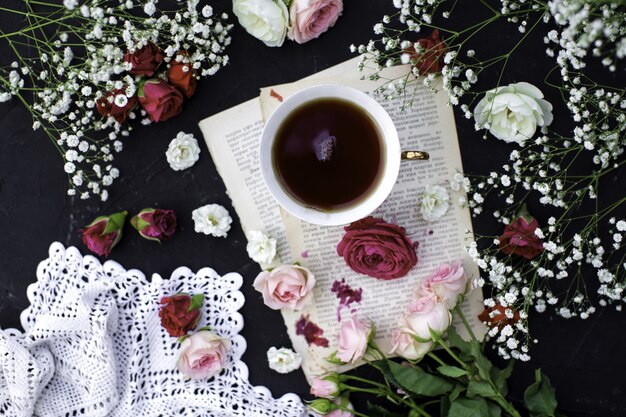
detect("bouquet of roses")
[0,0,232,200]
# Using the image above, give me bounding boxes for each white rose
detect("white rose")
[474,82,553,145]
[267,346,302,374]
[419,184,449,222]
[166,132,201,171]
[246,230,277,265]
[403,294,451,340]
[232,0,289,47]
[192,204,232,237]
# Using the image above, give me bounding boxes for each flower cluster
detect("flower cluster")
[355,0,625,360]
[0,1,232,200]
[232,0,343,47]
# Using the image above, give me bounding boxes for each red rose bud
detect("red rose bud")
[337,216,418,280]
[403,29,447,75]
[124,42,164,76]
[80,211,127,257]
[96,88,138,124]
[130,208,177,242]
[499,204,544,260]
[167,51,197,98]
[159,293,204,337]
[138,79,184,122]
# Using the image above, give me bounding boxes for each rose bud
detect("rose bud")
[310,373,341,399]
[419,260,469,309]
[167,51,197,98]
[288,0,343,44]
[96,88,137,124]
[327,397,354,417]
[253,264,316,310]
[336,315,372,364]
[403,293,451,340]
[403,29,447,75]
[337,216,418,280]
[138,79,184,122]
[124,42,164,76]
[176,329,229,379]
[159,293,204,337]
[308,398,334,415]
[80,211,127,257]
[499,204,544,260]
[130,208,177,242]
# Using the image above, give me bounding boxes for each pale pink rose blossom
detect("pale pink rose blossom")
[337,315,371,363]
[389,327,432,360]
[310,375,340,399]
[403,293,451,340]
[253,264,316,310]
[176,330,229,379]
[288,0,343,44]
[419,260,469,309]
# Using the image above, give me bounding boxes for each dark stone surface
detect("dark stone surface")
[0,1,624,416]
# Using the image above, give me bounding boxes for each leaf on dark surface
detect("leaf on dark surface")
[467,381,498,399]
[487,401,503,417]
[388,361,454,397]
[366,402,405,417]
[491,360,514,397]
[448,397,490,417]
[524,369,557,417]
[447,326,472,355]
[470,339,493,381]
[438,365,468,378]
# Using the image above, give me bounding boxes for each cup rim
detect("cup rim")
[260,84,400,226]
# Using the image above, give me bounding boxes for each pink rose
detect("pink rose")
[499,216,544,260]
[80,211,127,257]
[310,374,340,399]
[419,260,469,309]
[337,216,418,280]
[403,294,451,340]
[176,330,229,380]
[138,79,184,122]
[389,327,432,360]
[253,265,316,310]
[337,315,371,364]
[130,208,177,242]
[288,0,343,44]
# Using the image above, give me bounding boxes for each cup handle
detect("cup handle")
[401,151,430,160]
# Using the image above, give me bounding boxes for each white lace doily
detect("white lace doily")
[0,242,310,417]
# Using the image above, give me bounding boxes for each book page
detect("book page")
[259,64,487,380]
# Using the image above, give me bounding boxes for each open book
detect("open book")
[199,57,487,382]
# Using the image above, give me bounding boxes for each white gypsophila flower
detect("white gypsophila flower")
[419,184,450,222]
[144,2,156,16]
[266,347,302,374]
[232,0,288,47]
[192,204,232,237]
[63,0,78,10]
[166,131,201,171]
[474,82,553,145]
[246,230,277,264]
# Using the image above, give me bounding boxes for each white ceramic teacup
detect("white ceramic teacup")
[260,85,428,226]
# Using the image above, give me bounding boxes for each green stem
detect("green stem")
[434,336,470,370]
[455,305,479,343]
[427,351,447,367]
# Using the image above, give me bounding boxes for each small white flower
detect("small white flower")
[63,0,78,10]
[192,204,232,237]
[166,131,201,171]
[143,2,156,16]
[419,185,449,222]
[267,347,302,374]
[246,230,277,264]
[114,94,128,107]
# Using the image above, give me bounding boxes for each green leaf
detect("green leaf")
[441,395,451,417]
[447,326,472,355]
[371,360,400,388]
[102,211,128,235]
[524,369,557,417]
[365,402,405,417]
[467,381,498,399]
[388,361,454,397]
[189,293,204,311]
[470,340,493,381]
[448,397,490,417]
[491,360,514,397]
[449,383,464,402]
[438,365,468,378]
[487,402,503,417]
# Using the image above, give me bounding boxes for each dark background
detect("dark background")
[1,1,625,416]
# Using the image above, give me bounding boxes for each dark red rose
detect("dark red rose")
[403,29,447,74]
[96,88,138,124]
[478,304,521,330]
[80,211,127,257]
[167,51,197,98]
[159,294,204,337]
[337,216,418,280]
[138,79,184,122]
[499,216,544,260]
[130,208,177,242]
[124,42,164,76]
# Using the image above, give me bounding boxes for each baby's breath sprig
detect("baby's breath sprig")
[360,0,625,360]
[0,0,232,200]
